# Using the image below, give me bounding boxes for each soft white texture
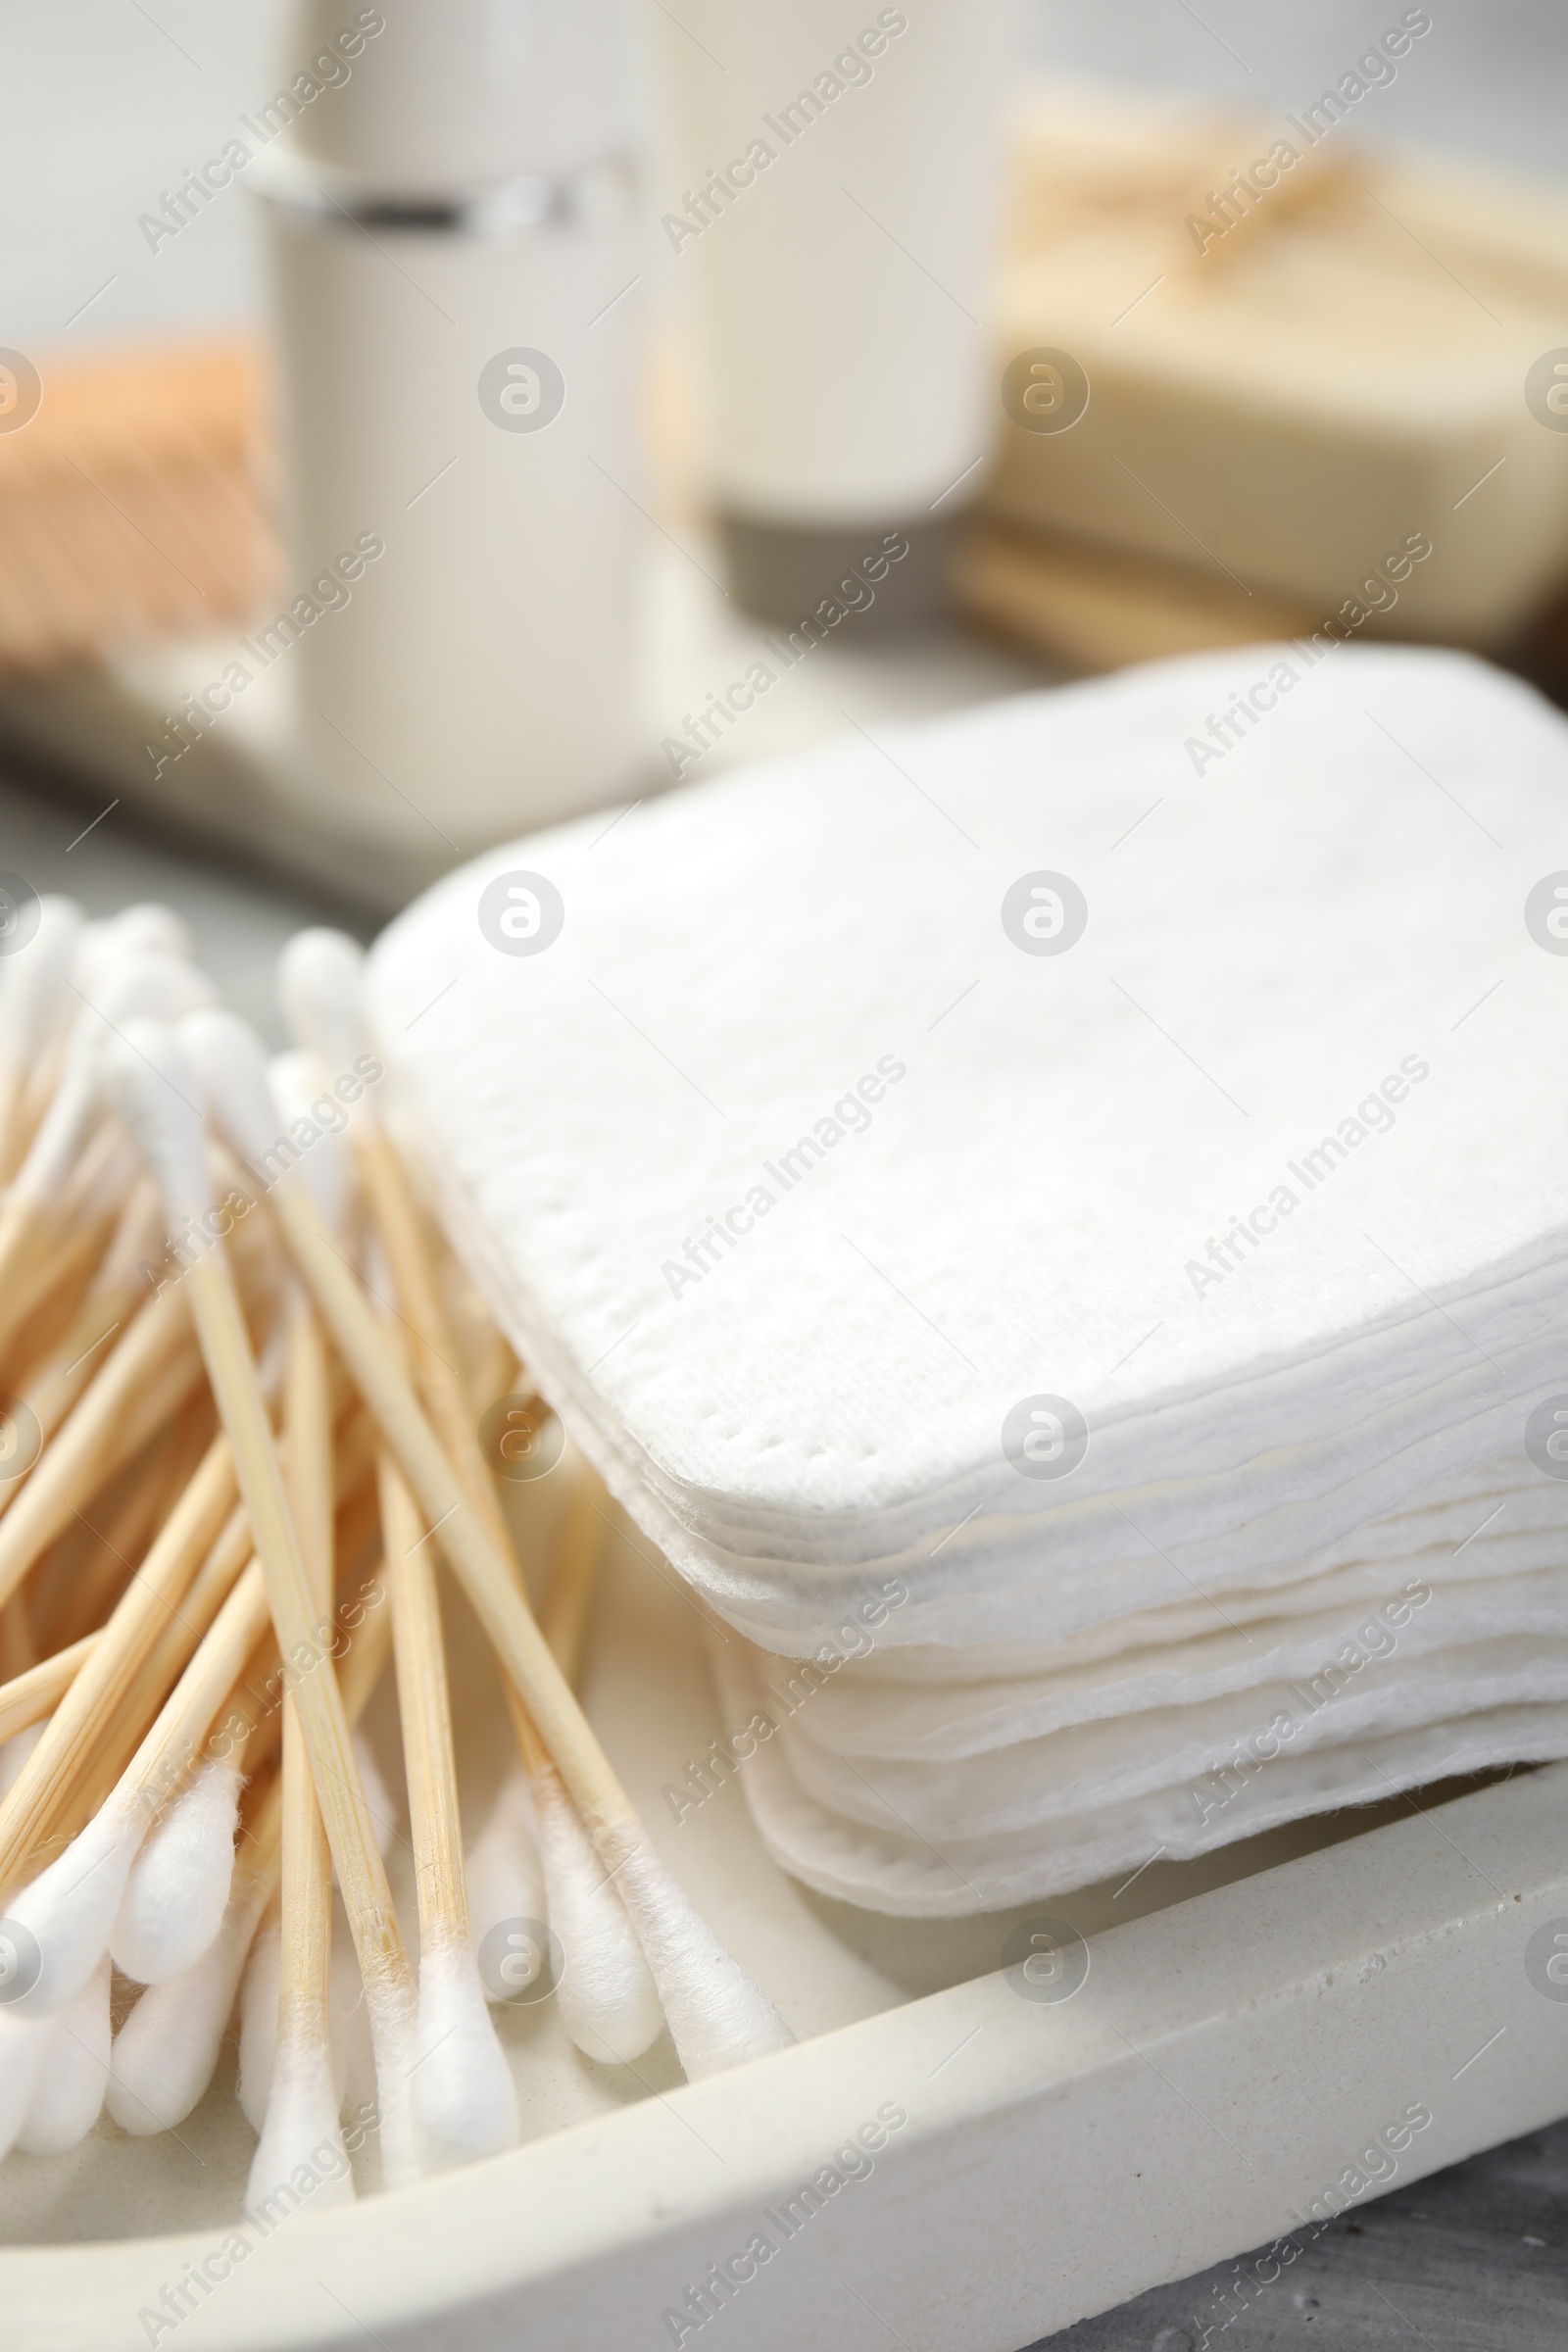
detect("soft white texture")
[359,1968,421,2193]
[11,1040,101,1210]
[364,644,1568,1915]
[101,1019,214,1226]
[245,2038,354,2215]
[269,1050,352,1231]
[74,904,191,995]
[0,940,205,1207]
[411,1935,518,2164]
[111,1756,242,1984]
[109,1878,269,2134]
[4,1798,143,2015]
[532,1767,662,2064]
[0,896,81,1072]
[18,947,219,1217]
[177,1007,284,1177]
[364,645,1568,1618]
[17,1957,111,2155]
[465,1764,545,1959]
[237,1913,281,2132]
[0,2009,57,2161]
[603,1828,793,2079]
[276,929,368,1087]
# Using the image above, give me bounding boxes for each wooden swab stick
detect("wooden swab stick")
[0,1431,236,1894]
[544,1456,611,1681]
[0,953,214,1359]
[0,1549,273,2030]
[356,1169,660,2063]
[106,1021,421,2185]
[0,1636,98,1745]
[0,898,82,1185]
[108,1563,394,2140]
[188,999,792,2078]
[0,1280,196,1560]
[379,1446,517,2158]
[251,1278,352,2197]
[3,1181,163,1440]
[43,1402,211,1652]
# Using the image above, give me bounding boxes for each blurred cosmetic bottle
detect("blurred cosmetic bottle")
[255,0,643,858]
[650,0,1020,626]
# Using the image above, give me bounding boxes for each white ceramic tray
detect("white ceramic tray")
[3,1464,1566,2352]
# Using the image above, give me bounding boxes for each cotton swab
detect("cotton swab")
[280,946,664,2067]
[525,1465,663,2066]
[0,1432,235,1891]
[0,1268,197,1571]
[0,896,82,1181]
[0,1547,271,2045]
[0,951,215,1358]
[16,1955,111,2155]
[102,1020,421,2187]
[246,1048,353,2211]
[111,1753,244,1984]
[73,904,192,997]
[378,1446,517,2163]
[464,1766,545,1966]
[238,1908,282,2134]
[109,1540,395,2139]
[186,1003,793,2080]
[18,1179,165,1448]
[0,1639,98,1746]
[110,1777,282,2138]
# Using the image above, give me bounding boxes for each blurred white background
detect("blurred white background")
[5,0,1564,349]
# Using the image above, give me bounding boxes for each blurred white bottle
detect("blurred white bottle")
[649,0,1020,624]
[256,0,643,858]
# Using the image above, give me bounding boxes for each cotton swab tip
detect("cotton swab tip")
[111,1756,242,1985]
[1,1802,143,2017]
[108,1888,263,2135]
[608,1831,795,2081]
[178,1007,286,1180]
[533,1769,663,2065]
[101,1019,214,1226]
[466,1766,545,1961]
[245,2041,354,2217]
[74,904,192,994]
[237,1912,281,2133]
[17,1957,111,2155]
[412,1937,518,2164]
[269,1049,352,1233]
[276,930,368,1086]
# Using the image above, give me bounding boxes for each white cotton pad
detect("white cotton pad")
[363,643,1568,1912]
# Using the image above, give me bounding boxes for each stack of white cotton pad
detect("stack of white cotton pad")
[366,642,1568,1915]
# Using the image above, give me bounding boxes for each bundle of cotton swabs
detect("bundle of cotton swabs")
[0,901,791,2201]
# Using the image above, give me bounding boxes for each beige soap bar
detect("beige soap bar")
[988,79,1568,644]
